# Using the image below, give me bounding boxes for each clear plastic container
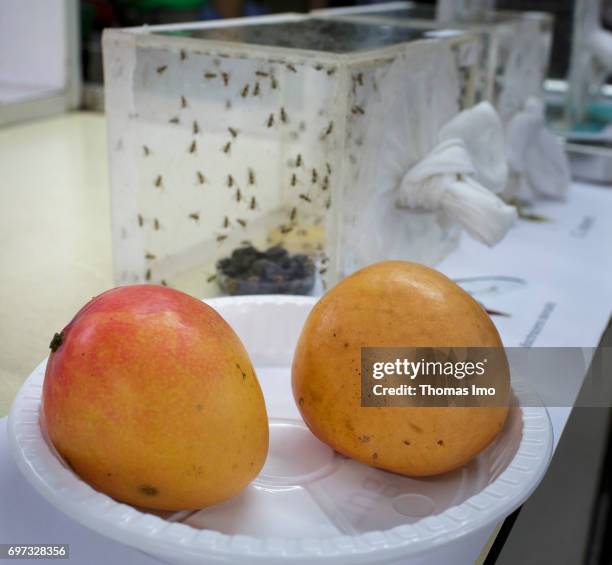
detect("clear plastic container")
[313,2,554,125]
[102,15,484,295]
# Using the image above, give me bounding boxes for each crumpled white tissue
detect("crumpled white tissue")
[505,97,570,201]
[397,101,517,247]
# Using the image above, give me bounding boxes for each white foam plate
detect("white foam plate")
[8,295,553,564]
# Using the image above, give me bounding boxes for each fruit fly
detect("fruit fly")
[228,127,238,138]
[236,188,242,202]
[280,107,287,123]
[352,105,365,115]
[326,162,332,175]
[255,70,269,77]
[327,67,337,76]
[241,84,250,97]
[312,168,318,183]
[204,72,217,79]
[221,72,229,86]
[286,63,297,73]
[325,198,332,209]
[145,252,156,260]
[180,49,187,61]
[216,234,228,242]
[169,116,179,124]
[227,174,234,188]
[188,212,199,222]
[207,274,217,283]
[197,171,205,184]
[291,173,297,187]
[290,207,297,221]
[222,141,231,154]
[267,113,275,128]
[137,214,144,227]
[249,196,257,210]
[323,121,334,138]
[299,194,311,203]
[156,65,167,75]
[270,75,278,89]
[248,169,255,186]
[189,140,197,153]
[181,95,187,108]
[319,268,327,275]
[355,72,364,86]
[145,269,152,281]
[154,175,163,188]
[223,216,230,228]
[253,82,260,96]
[296,154,302,167]
[161,279,168,287]
[143,145,150,156]
[154,218,160,230]
[280,225,293,234]
[236,218,247,228]
[193,121,199,134]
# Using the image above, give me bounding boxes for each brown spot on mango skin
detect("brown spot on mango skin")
[437,440,444,446]
[409,423,423,434]
[357,435,370,443]
[139,484,158,496]
[403,440,411,446]
[372,452,378,460]
[298,397,304,407]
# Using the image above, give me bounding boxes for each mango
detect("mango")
[42,285,268,510]
[292,261,509,476]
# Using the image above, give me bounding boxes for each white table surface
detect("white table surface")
[1,113,611,564]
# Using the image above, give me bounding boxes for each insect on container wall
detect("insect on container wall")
[103,15,483,294]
